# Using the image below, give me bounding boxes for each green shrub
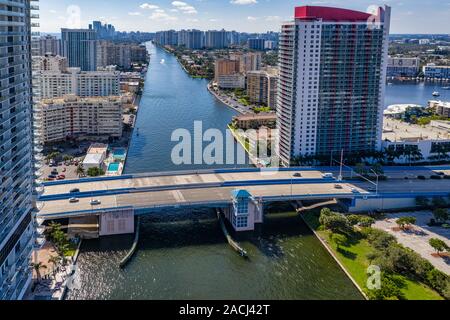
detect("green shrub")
[366,229,396,251]
[366,273,405,300]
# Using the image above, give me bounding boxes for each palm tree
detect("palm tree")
[48,256,61,277]
[30,262,47,285]
[76,165,85,177]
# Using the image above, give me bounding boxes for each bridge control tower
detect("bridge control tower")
[223,189,264,232]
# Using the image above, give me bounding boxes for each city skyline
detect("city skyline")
[40,0,450,34]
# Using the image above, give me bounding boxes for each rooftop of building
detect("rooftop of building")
[41,95,123,105]
[294,6,379,22]
[87,143,108,155]
[384,104,424,116]
[233,113,277,121]
[383,117,450,142]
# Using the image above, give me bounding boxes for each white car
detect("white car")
[69,197,79,203]
[351,188,360,194]
[322,173,334,179]
[90,199,101,206]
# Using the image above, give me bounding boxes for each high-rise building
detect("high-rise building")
[248,38,266,51]
[40,68,120,99]
[155,30,178,46]
[36,34,61,56]
[423,64,450,80]
[214,59,240,82]
[187,30,204,50]
[0,0,36,300]
[205,30,228,49]
[276,5,391,166]
[61,28,97,71]
[34,54,68,72]
[387,57,420,78]
[37,95,123,144]
[247,68,279,109]
[230,52,262,73]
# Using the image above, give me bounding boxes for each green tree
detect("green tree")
[330,233,348,249]
[415,196,429,208]
[371,163,384,175]
[76,165,85,177]
[429,238,450,255]
[30,262,47,285]
[359,217,376,228]
[396,217,416,230]
[323,214,353,235]
[366,273,405,300]
[48,256,61,277]
[367,229,396,251]
[87,167,105,177]
[433,208,449,223]
[432,197,447,209]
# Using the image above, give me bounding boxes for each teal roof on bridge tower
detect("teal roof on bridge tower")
[231,189,252,200]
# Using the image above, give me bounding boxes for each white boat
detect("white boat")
[432,91,440,97]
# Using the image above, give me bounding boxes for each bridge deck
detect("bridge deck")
[42,170,327,196]
[38,167,450,219]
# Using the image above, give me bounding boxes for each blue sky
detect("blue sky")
[40,0,450,34]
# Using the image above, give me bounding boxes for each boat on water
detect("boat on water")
[432,91,440,97]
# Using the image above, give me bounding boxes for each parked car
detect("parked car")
[48,175,57,179]
[70,188,80,193]
[90,199,101,206]
[69,197,79,203]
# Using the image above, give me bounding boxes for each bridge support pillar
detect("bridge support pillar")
[223,189,264,232]
[99,208,135,237]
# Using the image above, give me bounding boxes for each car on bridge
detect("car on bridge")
[70,188,80,193]
[90,199,101,206]
[69,197,79,203]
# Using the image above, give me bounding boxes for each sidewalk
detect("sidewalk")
[374,211,450,275]
[25,241,80,300]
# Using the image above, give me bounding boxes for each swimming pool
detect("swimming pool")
[107,163,120,172]
[113,148,127,160]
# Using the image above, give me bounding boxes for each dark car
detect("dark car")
[70,188,80,193]
[417,175,426,180]
[293,173,302,177]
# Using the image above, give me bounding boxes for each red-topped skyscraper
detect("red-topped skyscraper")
[276,5,391,166]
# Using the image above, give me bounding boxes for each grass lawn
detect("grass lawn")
[228,125,250,152]
[64,242,78,258]
[303,211,443,300]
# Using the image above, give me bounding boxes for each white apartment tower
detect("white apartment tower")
[0,0,37,300]
[276,6,391,166]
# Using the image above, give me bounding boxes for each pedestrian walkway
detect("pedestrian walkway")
[374,211,450,275]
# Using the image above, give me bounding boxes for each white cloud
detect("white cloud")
[140,3,159,10]
[171,1,198,15]
[230,0,258,5]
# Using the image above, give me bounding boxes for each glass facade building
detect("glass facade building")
[0,0,37,300]
[276,6,391,166]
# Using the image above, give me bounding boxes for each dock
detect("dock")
[119,217,141,269]
[216,210,248,258]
